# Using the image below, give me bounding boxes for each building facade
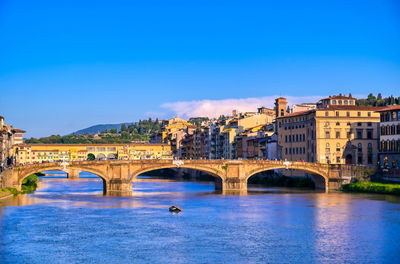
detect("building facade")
[377,105,400,168]
[13,143,172,165]
[0,116,25,166]
[277,96,381,166]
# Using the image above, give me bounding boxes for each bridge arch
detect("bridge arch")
[96,153,106,160]
[16,165,109,189]
[245,165,329,190]
[128,164,225,184]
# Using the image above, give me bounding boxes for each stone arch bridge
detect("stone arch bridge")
[0,160,375,195]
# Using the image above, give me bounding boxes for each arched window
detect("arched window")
[368,143,372,153]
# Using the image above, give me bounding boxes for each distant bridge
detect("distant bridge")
[0,160,376,195]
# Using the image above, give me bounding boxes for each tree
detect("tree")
[286,106,290,113]
[390,96,395,105]
[121,131,129,139]
[110,129,118,134]
[377,93,383,100]
[121,123,127,132]
[87,153,95,160]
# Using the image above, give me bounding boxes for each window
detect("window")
[325,122,330,127]
[344,100,348,105]
[367,122,372,127]
[357,122,362,126]
[336,122,340,126]
[347,122,351,126]
[325,111,329,117]
[368,112,371,117]
[336,157,341,163]
[338,100,342,105]
[332,100,336,105]
[336,111,339,117]
[350,100,354,105]
[357,129,363,139]
[358,143,363,152]
[368,143,373,153]
[367,130,373,139]
[285,135,287,143]
[326,143,330,153]
[336,143,341,152]
[358,112,361,117]
[335,131,340,138]
[326,131,330,139]
[347,112,350,117]
[368,155,373,164]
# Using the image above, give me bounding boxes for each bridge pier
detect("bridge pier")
[66,168,80,180]
[220,164,248,194]
[106,179,132,196]
[221,178,248,195]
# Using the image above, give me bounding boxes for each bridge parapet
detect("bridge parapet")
[0,160,378,195]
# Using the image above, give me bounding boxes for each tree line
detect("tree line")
[356,93,400,107]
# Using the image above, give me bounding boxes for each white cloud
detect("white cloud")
[161,95,323,118]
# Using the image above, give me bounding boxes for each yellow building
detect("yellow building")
[13,143,172,165]
[277,95,381,166]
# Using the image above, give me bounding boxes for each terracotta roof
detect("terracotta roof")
[277,110,315,119]
[12,128,26,133]
[375,105,400,112]
[320,95,354,100]
[323,105,384,111]
[13,143,170,147]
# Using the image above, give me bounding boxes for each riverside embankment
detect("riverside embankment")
[0,172,42,198]
[341,181,400,195]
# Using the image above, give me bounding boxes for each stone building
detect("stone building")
[276,96,381,165]
[291,103,317,113]
[13,143,172,165]
[377,105,400,168]
[0,116,25,166]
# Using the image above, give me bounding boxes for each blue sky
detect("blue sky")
[0,0,399,137]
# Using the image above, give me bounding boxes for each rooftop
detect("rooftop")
[320,95,354,100]
[323,105,384,111]
[12,128,26,133]
[277,110,315,119]
[375,105,400,112]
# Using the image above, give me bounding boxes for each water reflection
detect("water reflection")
[1,173,400,263]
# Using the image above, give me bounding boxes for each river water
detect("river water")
[1,172,400,263]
